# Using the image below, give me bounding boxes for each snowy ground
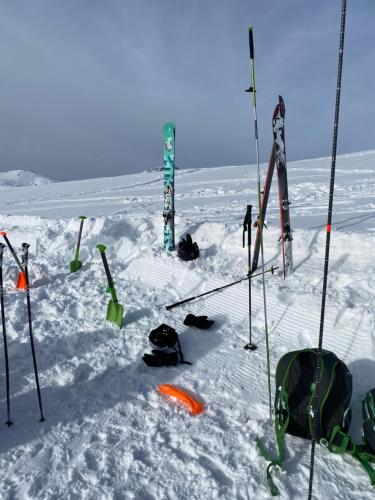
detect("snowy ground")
[0,150,375,499]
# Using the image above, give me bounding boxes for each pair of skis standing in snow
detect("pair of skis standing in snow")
[251,95,293,278]
[162,98,293,279]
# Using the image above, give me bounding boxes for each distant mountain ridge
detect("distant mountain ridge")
[0,170,54,188]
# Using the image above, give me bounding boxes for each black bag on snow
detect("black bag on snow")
[142,324,191,367]
[177,234,199,261]
[258,348,375,496]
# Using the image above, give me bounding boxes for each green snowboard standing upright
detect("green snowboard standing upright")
[163,122,176,251]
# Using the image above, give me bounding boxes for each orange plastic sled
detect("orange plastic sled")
[157,384,204,416]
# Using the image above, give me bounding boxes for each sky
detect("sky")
[0,0,373,181]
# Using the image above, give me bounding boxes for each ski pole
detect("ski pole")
[0,243,12,426]
[308,1,347,498]
[246,26,272,419]
[22,244,45,422]
[70,216,86,273]
[0,232,27,289]
[165,266,278,311]
[0,233,23,270]
[243,205,256,350]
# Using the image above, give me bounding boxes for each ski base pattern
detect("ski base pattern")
[273,96,293,277]
[163,122,176,251]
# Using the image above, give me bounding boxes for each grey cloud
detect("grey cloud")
[0,0,373,181]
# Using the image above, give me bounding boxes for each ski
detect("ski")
[251,143,276,273]
[163,122,176,251]
[273,95,293,278]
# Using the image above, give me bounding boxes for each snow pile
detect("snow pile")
[0,170,53,189]
[0,150,374,499]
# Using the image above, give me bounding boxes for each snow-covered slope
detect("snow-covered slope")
[0,150,374,499]
[0,170,53,189]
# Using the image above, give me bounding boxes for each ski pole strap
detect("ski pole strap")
[327,426,375,486]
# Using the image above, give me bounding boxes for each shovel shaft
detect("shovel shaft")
[108,286,119,303]
[74,217,86,261]
[96,245,123,328]
[96,245,119,302]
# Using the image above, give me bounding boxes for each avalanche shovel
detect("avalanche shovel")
[96,244,123,328]
[70,216,87,273]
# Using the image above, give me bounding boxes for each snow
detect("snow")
[0,170,53,189]
[0,150,375,499]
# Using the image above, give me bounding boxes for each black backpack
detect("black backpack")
[258,348,375,495]
[177,234,199,261]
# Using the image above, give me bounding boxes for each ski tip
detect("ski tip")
[163,121,176,129]
[278,95,285,113]
[0,231,7,236]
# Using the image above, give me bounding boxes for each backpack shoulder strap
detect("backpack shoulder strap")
[257,350,306,496]
[257,385,290,496]
[326,425,375,487]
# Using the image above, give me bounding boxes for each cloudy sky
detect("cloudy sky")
[0,1,373,181]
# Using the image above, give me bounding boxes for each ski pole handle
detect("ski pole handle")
[96,244,114,288]
[248,206,252,248]
[0,242,5,265]
[249,27,254,60]
[243,204,252,248]
[22,243,30,267]
[166,297,194,311]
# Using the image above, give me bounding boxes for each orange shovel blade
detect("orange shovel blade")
[16,271,27,290]
[157,384,204,416]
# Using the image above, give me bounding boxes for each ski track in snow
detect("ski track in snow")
[0,150,374,499]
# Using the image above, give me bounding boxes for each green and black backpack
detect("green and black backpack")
[257,348,375,496]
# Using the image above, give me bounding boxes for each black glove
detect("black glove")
[183,313,215,330]
[143,350,179,367]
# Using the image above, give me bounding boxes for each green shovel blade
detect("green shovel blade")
[70,259,82,273]
[106,300,123,328]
